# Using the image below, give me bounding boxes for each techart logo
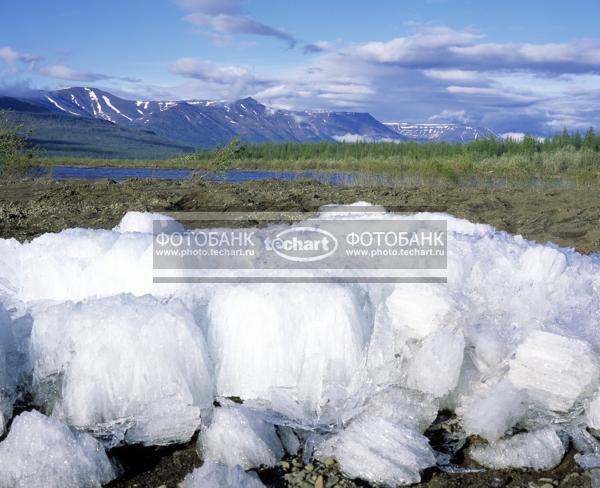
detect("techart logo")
[265,226,338,262]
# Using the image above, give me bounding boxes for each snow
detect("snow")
[0,410,115,488]
[199,403,284,469]
[0,207,599,482]
[183,461,265,488]
[113,210,184,234]
[29,294,215,446]
[470,427,566,470]
[86,89,102,115]
[46,96,80,116]
[102,95,132,121]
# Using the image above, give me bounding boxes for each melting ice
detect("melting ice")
[0,205,599,486]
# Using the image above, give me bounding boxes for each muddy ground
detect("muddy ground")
[0,178,599,253]
[0,177,598,488]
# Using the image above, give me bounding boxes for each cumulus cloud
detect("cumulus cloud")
[0,46,42,74]
[170,58,250,81]
[429,109,471,124]
[178,0,295,47]
[355,26,600,75]
[0,46,41,64]
[243,26,600,134]
[37,64,110,82]
[170,58,263,99]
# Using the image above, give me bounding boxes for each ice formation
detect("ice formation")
[469,427,566,470]
[405,328,465,397]
[587,391,600,430]
[199,404,284,469]
[463,379,528,442]
[0,304,15,435]
[183,460,265,488]
[507,330,598,412]
[315,414,436,485]
[0,206,599,485]
[0,410,115,488]
[206,283,370,424]
[29,294,215,446]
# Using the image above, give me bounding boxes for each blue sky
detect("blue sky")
[2,0,600,134]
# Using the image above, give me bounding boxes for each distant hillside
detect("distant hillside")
[0,87,504,159]
[384,122,496,143]
[2,109,193,159]
[20,87,405,148]
[0,96,52,113]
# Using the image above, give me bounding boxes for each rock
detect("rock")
[561,473,581,485]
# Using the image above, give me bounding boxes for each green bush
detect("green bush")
[0,111,36,177]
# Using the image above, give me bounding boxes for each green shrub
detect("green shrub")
[0,111,36,177]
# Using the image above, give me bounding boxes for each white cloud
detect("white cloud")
[178,0,296,46]
[429,109,471,124]
[424,69,480,81]
[0,46,41,74]
[37,64,140,83]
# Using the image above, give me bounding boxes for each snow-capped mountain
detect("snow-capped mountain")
[384,122,496,143]
[37,87,403,147]
[4,87,500,150]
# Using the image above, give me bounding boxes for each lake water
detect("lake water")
[46,165,579,190]
[51,166,357,185]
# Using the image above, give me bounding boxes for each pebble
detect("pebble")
[314,475,324,488]
[561,473,581,485]
[326,475,340,487]
[323,457,336,467]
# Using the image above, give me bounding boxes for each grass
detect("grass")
[34,136,600,188]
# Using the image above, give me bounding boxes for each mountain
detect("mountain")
[1,87,501,158]
[35,87,404,148]
[384,122,496,143]
[1,103,194,159]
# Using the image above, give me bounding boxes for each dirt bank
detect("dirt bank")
[0,178,599,253]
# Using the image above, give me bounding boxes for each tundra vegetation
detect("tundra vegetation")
[0,110,37,177]
[29,127,600,186]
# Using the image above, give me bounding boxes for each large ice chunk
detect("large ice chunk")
[0,304,15,435]
[30,294,215,446]
[405,328,465,398]
[206,284,371,423]
[587,391,600,430]
[0,410,115,488]
[183,460,265,488]
[378,285,457,341]
[463,380,528,442]
[507,330,598,412]
[361,386,438,433]
[469,427,565,470]
[315,414,436,486]
[199,404,284,469]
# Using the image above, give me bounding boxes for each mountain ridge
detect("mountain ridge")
[1,87,499,154]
